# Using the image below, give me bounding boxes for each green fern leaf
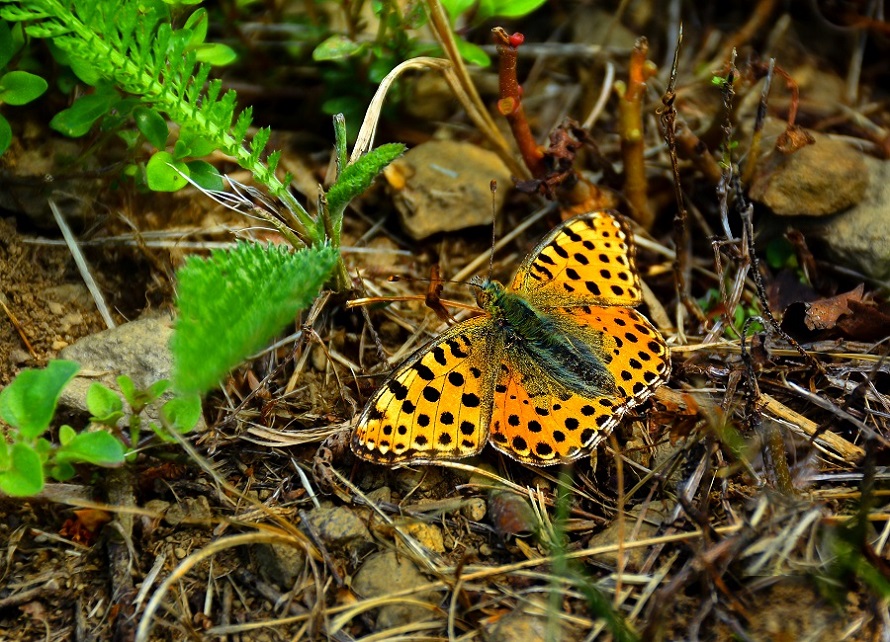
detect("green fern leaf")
[326,143,406,219]
[171,243,337,395]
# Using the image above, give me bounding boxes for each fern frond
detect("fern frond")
[171,243,337,395]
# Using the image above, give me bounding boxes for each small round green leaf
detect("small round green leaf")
[0,360,80,439]
[50,91,119,137]
[185,160,223,191]
[313,35,364,61]
[86,382,124,424]
[146,151,189,192]
[194,43,238,66]
[56,431,125,466]
[0,70,48,105]
[454,39,491,67]
[134,107,169,150]
[0,443,44,496]
[161,394,202,434]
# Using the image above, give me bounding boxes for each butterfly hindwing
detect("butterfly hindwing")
[351,316,495,464]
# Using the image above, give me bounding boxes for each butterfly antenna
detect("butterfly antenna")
[488,180,498,281]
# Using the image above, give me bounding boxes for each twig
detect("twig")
[616,37,655,229]
[658,26,707,333]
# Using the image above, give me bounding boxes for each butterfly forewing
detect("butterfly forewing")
[511,210,642,307]
[351,316,495,464]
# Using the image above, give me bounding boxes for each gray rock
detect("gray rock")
[484,600,563,642]
[252,542,307,589]
[303,506,374,559]
[352,551,438,630]
[58,315,202,429]
[385,140,512,240]
[806,156,890,281]
[749,132,869,217]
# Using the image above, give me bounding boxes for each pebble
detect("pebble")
[303,505,374,559]
[352,551,438,630]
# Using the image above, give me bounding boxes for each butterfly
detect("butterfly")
[351,210,671,466]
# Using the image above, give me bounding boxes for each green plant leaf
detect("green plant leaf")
[171,243,338,394]
[454,38,490,67]
[0,21,16,69]
[134,107,169,150]
[146,151,189,191]
[49,461,76,481]
[0,114,11,156]
[194,43,237,66]
[183,7,208,46]
[59,424,76,446]
[50,90,119,137]
[0,443,44,496]
[0,70,47,105]
[326,143,406,221]
[0,360,80,439]
[161,394,202,434]
[441,0,475,19]
[117,375,138,409]
[478,0,547,18]
[0,438,8,469]
[185,160,223,191]
[179,127,217,157]
[56,430,126,467]
[86,383,124,425]
[313,35,364,61]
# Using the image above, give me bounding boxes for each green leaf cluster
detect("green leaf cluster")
[171,242,338,395]
[0,360,201,497]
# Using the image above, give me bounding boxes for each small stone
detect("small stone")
[586,505,666,571]
[174,547,187,559]
[385,140,512,240]
[749,130,869,217]
[352,551,438,629]
[402,521,445,553]
[252,542,307,589]
[304,506,374,558]
[461,497,487,521]
[484,600,558,642]
[164,496,212,527]
[365,486,392,505]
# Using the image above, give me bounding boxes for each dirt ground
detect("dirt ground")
[2,2,890,641]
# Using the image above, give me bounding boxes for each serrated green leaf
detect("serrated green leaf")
[185,160,223,191]
[0,70,48,105]
[56,430,125,466]
[326,143,406,218]
[86,383,124,425]
[313,35,364,61]
[50,90,119,137]
[0,360,80,439]
[161,394,202,434]
[134,107,169,150]
[0,443,44,496]
[146,151,189,191]
[171,243,338,394]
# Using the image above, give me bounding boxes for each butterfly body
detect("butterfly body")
[352,210,671,466]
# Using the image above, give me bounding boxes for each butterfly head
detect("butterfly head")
[469,275,506,312]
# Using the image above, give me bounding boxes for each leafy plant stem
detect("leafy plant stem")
[11,0,313,246]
